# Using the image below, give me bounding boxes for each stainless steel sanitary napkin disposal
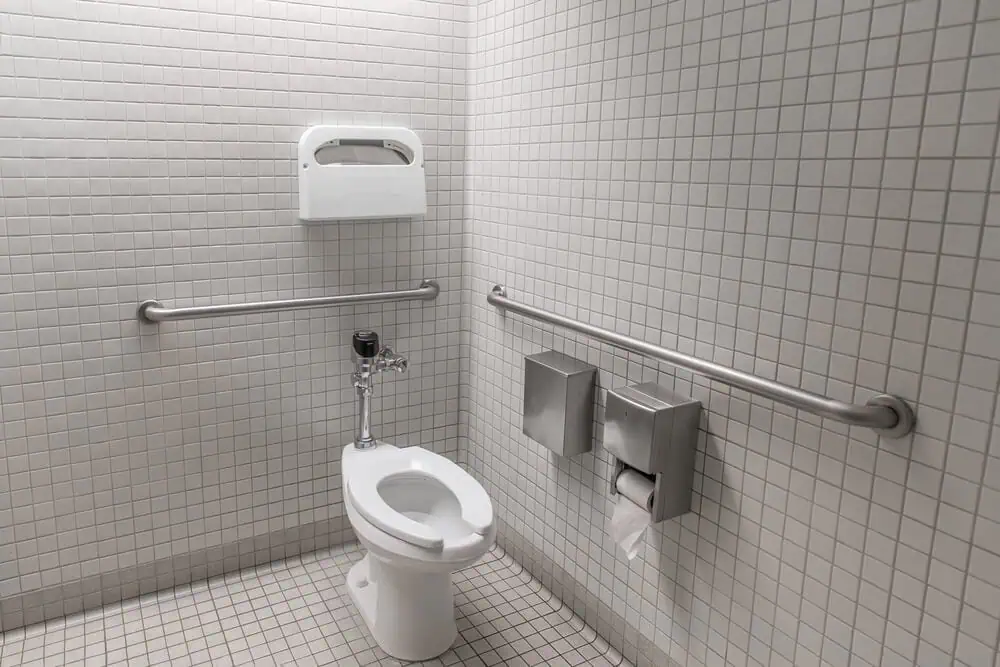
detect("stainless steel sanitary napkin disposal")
[523,351,598,457]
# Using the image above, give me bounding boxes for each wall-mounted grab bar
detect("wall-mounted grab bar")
[138,280,440,323]
[488,285,915,438]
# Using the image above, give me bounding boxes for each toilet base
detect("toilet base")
[347,554,458,661]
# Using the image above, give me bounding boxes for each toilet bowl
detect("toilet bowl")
[342,442,496,661]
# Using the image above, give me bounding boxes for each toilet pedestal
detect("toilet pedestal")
[347,554,458,661]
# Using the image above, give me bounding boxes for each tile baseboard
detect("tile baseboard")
[0,517,353,633]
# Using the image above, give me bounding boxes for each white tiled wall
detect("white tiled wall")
[464,1,1000,666]
[0,0,467,629]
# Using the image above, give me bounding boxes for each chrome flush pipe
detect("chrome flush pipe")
[352,331,408,449]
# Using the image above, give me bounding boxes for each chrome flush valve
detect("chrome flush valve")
[352,330,408,449]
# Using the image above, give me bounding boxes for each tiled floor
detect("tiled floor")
[0,544,630,667]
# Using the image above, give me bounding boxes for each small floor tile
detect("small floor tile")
[0,545,630,666]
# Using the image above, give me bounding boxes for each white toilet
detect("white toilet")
[342,442,496,661]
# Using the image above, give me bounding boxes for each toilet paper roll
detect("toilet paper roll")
[610,469,655,560]
[615,469,655,512]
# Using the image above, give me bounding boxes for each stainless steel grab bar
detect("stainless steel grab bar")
[488,285,915,438]
[138,280,440,323]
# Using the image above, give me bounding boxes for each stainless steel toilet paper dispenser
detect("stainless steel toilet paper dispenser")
[605,383,701,522]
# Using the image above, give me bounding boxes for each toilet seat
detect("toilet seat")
[347,447,493,551]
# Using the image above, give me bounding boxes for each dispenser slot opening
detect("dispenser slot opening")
[313,139,413,166]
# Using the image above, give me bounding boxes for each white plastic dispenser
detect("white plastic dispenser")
[298,126,426,222]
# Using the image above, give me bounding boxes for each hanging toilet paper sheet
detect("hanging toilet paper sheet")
[610,469,655,560]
